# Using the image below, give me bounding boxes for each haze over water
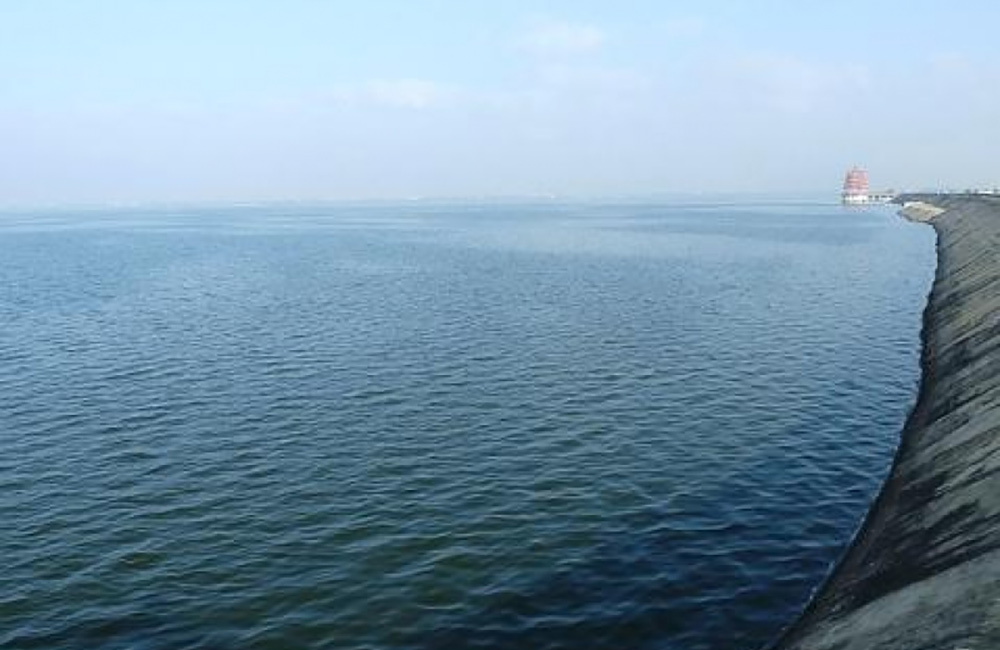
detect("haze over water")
[1,200,934,649]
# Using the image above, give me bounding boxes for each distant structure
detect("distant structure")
[841,166,896,204]
[842,167,870,204]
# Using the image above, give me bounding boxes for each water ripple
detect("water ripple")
[0,201,934,650]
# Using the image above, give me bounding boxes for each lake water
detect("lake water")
[0,200,935,650]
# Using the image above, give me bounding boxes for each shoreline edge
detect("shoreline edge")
[769,195,1000,649]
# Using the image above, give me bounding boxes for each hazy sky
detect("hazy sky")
[2,0,998,204]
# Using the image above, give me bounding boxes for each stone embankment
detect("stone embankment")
[771,195,1000,649]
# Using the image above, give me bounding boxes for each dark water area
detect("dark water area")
[0,200,934,650]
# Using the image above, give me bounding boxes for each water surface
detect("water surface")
[0,200,935,649]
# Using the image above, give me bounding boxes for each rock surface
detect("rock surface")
[770,196,1000,650]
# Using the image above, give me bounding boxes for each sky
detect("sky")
[1,0,999,205]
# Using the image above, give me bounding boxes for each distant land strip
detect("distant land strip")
[769,195,1000,649]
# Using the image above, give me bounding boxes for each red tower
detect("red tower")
[842,167,870,204]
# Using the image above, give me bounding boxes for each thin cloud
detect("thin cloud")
[517,21,606,56]
[925,52,989,85]
[327,79,452,110]
[365,79,446,109]
[708,53,872,113]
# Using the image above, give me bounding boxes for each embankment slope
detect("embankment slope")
[772,196,1000,649]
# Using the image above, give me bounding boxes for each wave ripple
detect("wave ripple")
[0,201,935,650]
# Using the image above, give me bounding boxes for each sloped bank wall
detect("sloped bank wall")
[770,196,1000,650]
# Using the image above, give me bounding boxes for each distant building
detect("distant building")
[842,167,870,204]
[841,167,897,204]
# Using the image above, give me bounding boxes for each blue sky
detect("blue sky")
[2,1,998,204]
